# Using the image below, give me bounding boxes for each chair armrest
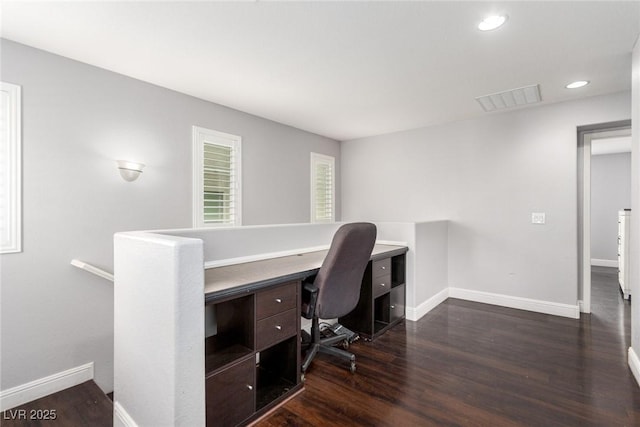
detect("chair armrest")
[301,281,319,319]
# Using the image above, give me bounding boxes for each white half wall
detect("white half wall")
[114,232,204,427]
[165,221,450,323]
[111,223,417,426]
[341,92,631,309]
[414,221,448,311]
[160,222,343,266]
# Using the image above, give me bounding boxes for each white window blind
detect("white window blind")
[310,153,335,223]
[1,82,21,253]
[193,127,241,227]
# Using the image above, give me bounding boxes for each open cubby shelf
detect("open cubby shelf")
[256,336,298,410]
[391,254,406,288]
[374,320,390,334]
[256,373,296,410]
[204,294,255,375]
[205,341,253,375]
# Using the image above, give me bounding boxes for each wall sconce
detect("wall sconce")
[116,160,145,182]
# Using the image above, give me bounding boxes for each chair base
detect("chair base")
[301,318,356,374]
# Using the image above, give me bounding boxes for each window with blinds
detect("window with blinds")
[193,127,241,227]
[310,153,335,223]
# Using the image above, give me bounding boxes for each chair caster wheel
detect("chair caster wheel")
[350,362,356,373]
[300,372,306,383]
[341,340,349,350]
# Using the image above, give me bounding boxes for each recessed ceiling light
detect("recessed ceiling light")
[566,80,590,89]
[478,15,508,31]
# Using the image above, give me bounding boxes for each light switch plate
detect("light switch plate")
[532,212,546,224]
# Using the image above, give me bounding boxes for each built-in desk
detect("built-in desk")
[203,244,407,426]
[204,244,407,300]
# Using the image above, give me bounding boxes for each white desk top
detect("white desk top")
[204,244,407,301]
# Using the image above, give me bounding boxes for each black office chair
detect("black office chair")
[301,222,377,376]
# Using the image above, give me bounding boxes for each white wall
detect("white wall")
[591,153,631,263]
[630,37,640,378]
[0,39,339,395]
[342,92,631,307]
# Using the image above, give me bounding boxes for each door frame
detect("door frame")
[577,119,631,314]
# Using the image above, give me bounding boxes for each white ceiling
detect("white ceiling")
[2,1,639,141]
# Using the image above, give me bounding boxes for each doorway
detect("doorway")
[578,120,632,314]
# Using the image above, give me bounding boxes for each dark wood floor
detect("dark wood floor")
[0,381,112,426]
[2,268,638,426]
[261,267,640,426]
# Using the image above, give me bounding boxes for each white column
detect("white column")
[114,232,204,426]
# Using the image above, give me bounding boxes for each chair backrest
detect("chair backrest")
[314,222,377,319]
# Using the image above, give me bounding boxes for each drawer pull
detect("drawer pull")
[391,305,395,309]
[275,298,282,303]
[275,325,282,330]
[381,266,386,270]
[246,385,253,391]
[380,283,386,287]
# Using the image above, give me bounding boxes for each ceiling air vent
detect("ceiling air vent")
[475,84,541,112]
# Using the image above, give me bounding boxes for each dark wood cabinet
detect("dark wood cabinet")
[206,356,255,427]
[205,281,301,426]
[340,253,406,340]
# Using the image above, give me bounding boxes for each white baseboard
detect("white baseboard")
[628,347,640,388]
[578,300,585,313]
[114,401,139,427]
[448,287,580,319]
[406,287,580,322]
[0,362,94,411]
[406,288,449,321]
[591,258,618,268]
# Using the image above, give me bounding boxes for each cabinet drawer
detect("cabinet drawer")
[372,273,392,298]
[256,282,297,320]
[256,308,297,350]
[206,356,255,427]
[372,258,391,278]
